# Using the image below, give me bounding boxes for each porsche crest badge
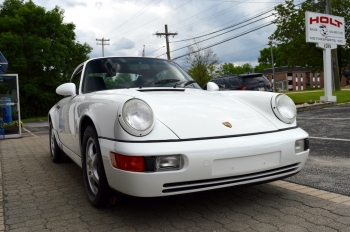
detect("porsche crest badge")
[222,122,232,128]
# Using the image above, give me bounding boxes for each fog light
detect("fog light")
[295,139,305,153]
[155,155,183,171]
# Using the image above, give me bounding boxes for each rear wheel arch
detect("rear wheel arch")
[49,115,66,163]
[48,114,54,129]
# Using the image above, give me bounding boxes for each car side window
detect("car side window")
[229,77,239,87]
[71,67,83,94]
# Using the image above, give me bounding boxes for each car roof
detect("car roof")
[86,56,169,62]
[214,73,265,79]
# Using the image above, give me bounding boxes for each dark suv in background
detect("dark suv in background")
[209,73,273,92]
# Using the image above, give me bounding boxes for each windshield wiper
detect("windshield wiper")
[152,79,197,88]
[173,80,197,88]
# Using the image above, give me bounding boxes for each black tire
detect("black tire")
[49,123,65,163]
[82,125,114,207]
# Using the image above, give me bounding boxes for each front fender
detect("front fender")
[219,91,297,129]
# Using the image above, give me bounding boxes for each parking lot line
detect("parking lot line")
[22,127,38,137]
[297,117,350,120]
[309,136,350,142]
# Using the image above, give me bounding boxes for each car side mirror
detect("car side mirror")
[56,83,76,96]
[206,82,219,91]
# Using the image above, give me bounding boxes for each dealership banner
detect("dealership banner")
[305,11,345,45]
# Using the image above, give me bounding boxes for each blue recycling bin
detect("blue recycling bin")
[2,98,12,123]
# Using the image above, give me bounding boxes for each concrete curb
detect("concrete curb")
[269,180,350,206]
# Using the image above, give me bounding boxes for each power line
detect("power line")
[132,0,277,52]
[170,12,273,44]
[149,46,166,54]
[171,22,273,60]
[173,0,301,39]
[131,1,224,48]
[219,45,266,57]
[208,0,304,2]
[188,3,278,39]
[172,0,248,32]
[170,15,273,53]
[167,0,305,58]
[134,0,305,57]
[135,1,274,54]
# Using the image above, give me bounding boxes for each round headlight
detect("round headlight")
[272,94,296,124]
[119,99,154,136]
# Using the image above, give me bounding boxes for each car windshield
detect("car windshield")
[82,57,200,92]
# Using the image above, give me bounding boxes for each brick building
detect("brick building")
[263,66,347,91]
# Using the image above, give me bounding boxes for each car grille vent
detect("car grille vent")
[162,163,300,193]
[138,88,185,92]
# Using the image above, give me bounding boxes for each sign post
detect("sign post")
[305,11,345,102]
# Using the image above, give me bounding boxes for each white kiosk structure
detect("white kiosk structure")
[305,11,346,102]
[0,52,21,139]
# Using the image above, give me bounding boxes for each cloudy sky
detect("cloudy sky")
[3,0,304,66]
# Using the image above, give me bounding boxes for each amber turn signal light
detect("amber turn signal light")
[110,152,145,172]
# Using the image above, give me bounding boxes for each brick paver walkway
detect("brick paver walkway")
[0,136,350,231]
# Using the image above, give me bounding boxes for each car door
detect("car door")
[57,65,83,156]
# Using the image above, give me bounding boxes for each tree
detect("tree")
[184,40,219,87]
[255,45,287,72]
[271,0,350,90]
[218,63,253,75]
[0,0,92,118]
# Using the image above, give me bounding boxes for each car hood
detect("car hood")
[124,88,278,139]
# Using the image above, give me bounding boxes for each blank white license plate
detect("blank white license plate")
[212,152,281,176]
[259,87,265,91]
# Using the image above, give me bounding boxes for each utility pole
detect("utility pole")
[325,0,340,91]
[96,38,110,57]
[155,25,178,60]
[269,41,276,92]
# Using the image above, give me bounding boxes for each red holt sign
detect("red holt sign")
[305,11,345,45]
[309,16,343,28]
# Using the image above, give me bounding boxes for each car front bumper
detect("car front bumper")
[99,127,309,197]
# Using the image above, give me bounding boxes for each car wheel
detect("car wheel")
[49,123,65,163]
[82,125,114,207]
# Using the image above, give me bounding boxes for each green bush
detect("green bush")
[0,120,24,129]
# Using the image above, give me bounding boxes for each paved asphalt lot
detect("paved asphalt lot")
[287,103,350,196]
[0,103,349,231]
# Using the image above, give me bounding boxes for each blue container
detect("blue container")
[2,98,12,123]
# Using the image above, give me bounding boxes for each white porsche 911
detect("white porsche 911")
[49,57,309,207]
